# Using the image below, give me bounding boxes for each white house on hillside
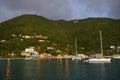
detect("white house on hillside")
[21,47,39,57]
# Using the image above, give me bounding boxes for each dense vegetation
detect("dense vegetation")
[0,14,120,57]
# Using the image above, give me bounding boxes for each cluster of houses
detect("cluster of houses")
[21,34,48,39]
[21,47,52,59]
[0,34,48,43]
[21,47,39,56]
[21,47,88,59]
[12,34,49,42]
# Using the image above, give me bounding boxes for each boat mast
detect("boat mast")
[117,45,120,54]
[100,30,103,56]
[75,37,78,55]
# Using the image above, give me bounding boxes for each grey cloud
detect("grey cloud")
[0,0,120,22]
[71,0,120,19]
[107,0,120,19]
[70,0,110,18]
[2,0,73,20]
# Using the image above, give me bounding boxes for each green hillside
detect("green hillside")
[0,14,120,57]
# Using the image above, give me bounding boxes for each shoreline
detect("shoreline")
[0,57,72,60]
[0,55,113,60]
[0,58,25,60]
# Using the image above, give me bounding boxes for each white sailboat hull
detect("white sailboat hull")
[72,57,81,60]
[113,55,120,59]
[88,58,111,63]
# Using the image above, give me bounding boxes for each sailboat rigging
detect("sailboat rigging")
[88,30,111,63]
[72,37,81,60]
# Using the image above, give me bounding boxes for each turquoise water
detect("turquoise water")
[0,58,120,80]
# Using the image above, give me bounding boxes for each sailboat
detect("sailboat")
[88,30,111,63]
[72,37,81,60]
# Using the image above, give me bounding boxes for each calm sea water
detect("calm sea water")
[0,58,120,80]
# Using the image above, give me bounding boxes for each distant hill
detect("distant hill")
[0,14,120,57]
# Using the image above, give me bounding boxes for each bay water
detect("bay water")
[0,58,120,80]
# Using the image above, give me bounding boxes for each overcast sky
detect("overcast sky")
[0,0,120,22]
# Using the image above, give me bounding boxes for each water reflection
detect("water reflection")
[59,58,62,65]
[5,59,11,80]
[56,58,70,79]
[36,60,41,79]
[1,59,119,80]
[22,60,37,79]
[36,60,40,73]
[65,59,69,78]
[56,58,63,77]
[99,64,106,80]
